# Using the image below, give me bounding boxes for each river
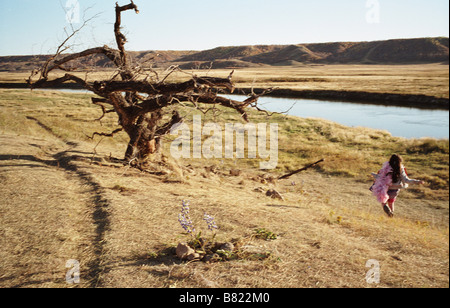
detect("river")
[43,89,449,139]
[229,95,449,139]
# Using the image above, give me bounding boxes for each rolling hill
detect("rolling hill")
[0,37,448,72]
[179,37,449,67]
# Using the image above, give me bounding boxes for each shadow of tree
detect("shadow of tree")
[0,147,115,288]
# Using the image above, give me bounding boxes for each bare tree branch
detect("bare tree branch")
[91,75,234,96]
[88,128,124,140]
[278,159,325,180]
[114,0,139,80]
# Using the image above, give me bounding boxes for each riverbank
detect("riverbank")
[228,94,449,139]
[1,63,448,109]
[236,87,449,110]
[0,82,448,110]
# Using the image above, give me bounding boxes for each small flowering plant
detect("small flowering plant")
[175,201,276,263]
[203,213,218,232]
[178,201,219,251]
[178,201,195,235]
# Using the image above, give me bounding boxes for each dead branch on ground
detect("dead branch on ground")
[278,159,325,180]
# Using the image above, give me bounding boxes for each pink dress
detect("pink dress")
[371,162,422,204]
[371,162,393,204]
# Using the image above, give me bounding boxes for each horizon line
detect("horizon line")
[1,36,448,57]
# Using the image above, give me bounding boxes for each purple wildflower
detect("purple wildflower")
[178,201,195,234]
[203,213,218,231]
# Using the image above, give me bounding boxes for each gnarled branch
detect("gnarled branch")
[92,75,234,96]
[114,1,139,80]
[88,128,123,140]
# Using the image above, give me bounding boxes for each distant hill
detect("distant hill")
[0,37,448,72]
[180,37,449,67]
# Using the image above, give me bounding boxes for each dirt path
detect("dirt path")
[0,134,110,287]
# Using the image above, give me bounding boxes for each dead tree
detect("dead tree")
[28,1,270,167]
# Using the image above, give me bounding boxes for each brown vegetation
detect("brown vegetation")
[0,89,448,288]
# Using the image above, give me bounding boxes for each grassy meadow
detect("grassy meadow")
[192,63,450,99]
[1,63,449,99]
[0,64,448,288]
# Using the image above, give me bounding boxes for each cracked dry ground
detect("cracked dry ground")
[0,133,448,288]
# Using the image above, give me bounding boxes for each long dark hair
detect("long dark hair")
[389,154,403,183]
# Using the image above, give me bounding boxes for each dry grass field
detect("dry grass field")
[0,64,448,288]
[1,63,449,99]
[187,63,450,99]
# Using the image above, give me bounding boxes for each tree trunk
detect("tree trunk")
[124,137,158,164]
[123,111,161,164]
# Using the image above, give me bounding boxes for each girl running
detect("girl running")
[371,154,425,217]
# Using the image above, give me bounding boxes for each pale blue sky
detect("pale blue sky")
[0,0,448,56]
